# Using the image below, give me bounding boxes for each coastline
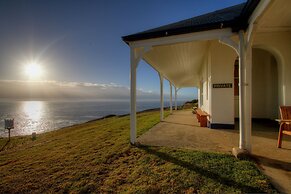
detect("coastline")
[0,107,174,139]
[86,107,165,122]
[0,100,187,138]
[0,99,191,138]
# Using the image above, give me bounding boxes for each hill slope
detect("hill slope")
[0,111,276,193]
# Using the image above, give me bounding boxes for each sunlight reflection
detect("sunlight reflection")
[22,101,44,122]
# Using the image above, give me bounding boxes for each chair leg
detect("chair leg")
[277,123,284,148]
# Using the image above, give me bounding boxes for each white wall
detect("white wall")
[198,31,291,124]
[199,45,211,115]
[208,41,237,125]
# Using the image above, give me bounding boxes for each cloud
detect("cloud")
[0,80,160,100]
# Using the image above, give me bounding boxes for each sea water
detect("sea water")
[0,100,185,137]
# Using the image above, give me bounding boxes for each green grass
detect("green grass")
[0,110,276,193]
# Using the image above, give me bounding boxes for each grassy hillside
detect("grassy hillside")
[0,111,276,193]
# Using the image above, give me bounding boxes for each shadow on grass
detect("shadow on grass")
[137,145,265,193]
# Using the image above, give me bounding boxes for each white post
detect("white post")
[169,82,173,114]
[238,30,252,152]
[159,73,164,121]
[130,47,138,144]
[239,31,246,150]
[175,87,178,110]
[245,39,253,152]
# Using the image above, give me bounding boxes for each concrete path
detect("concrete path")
[137,110,291,193]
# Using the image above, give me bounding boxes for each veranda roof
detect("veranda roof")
[122,0,260,88]
[122,1,259,42]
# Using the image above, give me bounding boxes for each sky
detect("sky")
[0,0,246,101]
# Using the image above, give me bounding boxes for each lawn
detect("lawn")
[0,110,276,193]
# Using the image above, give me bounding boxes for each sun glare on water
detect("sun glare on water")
[24,63,45,80]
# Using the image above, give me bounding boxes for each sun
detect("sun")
[24,63,44,80]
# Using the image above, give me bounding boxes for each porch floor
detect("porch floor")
[137,110,291,193]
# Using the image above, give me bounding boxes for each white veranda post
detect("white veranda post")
[219,31,252,153]
[130,46,152,144]
[169,82,173,114]
[175,87,178,110]
[159,73,164,121]
[244,33,253,152]
[130,47,138,144]
[238,30,252,152]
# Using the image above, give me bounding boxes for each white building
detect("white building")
[122,0,291,153]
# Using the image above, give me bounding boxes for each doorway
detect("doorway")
[252,48,278,119]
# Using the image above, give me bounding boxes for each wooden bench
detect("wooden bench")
[277,106,291,148]
[196,108,209,127]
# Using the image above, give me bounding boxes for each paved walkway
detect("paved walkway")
[137,110,291,193]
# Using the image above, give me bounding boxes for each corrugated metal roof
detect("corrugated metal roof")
[123,0,260,42]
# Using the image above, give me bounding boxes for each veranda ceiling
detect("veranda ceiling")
[257,0,291,33]
[142,40,209,88]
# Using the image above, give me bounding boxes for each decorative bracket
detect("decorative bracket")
[219,36,239,55]
[134,46,152,68]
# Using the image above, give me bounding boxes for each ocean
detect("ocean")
[0,100,185,137]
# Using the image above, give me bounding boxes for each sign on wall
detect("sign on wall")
[213,83,232,88]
